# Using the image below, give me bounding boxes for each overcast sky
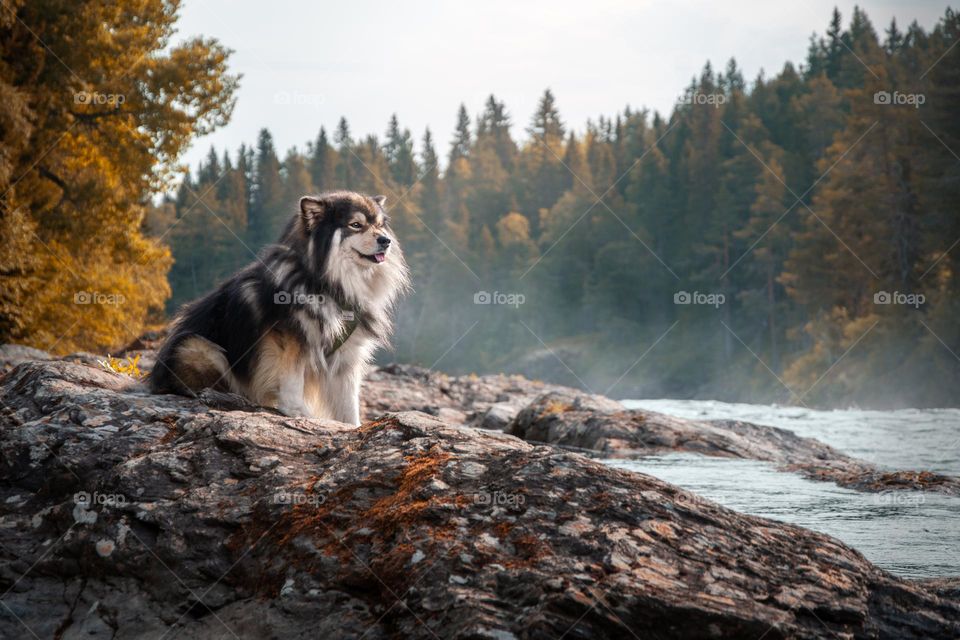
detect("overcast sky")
[175,0,947,172]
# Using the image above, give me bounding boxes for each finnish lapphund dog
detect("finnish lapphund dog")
[150,191,410,425]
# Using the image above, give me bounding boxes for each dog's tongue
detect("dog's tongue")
[374,253,386,263]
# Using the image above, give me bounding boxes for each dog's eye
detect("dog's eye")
[349,222,363,230]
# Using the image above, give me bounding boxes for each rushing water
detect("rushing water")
[605,400,960,579]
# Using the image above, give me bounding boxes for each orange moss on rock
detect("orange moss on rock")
[368,542,420,587]
[541,400,574,416]
[156,415,183,444]
[270,444,457,558]
[359,445,453,538]
[273,481,353,550]
[512,533,551,565]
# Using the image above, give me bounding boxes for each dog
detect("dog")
[149,191,410,425]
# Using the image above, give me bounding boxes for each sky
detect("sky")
[174,0,948,172]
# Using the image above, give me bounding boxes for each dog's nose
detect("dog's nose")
[377,235,391,247]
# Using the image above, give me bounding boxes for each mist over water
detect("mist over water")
[609,400,960,578]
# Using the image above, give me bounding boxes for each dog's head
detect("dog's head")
[295,191,409,302]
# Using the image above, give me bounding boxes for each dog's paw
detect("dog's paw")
[277,403,313,418]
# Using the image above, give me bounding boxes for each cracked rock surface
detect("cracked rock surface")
[1,359,959,639]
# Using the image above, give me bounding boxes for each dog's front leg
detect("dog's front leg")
[324,366,361,426]
[276,359,312,418]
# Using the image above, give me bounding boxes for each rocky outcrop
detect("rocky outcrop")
[508,390,960,495]
[361,363,566,429]
[362,363,960,495]
[1,358,960,639]
[2,343,956,496]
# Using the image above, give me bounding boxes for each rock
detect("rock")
[119,329,167,354]
[0,343,155,378]
[1,359,959,638]
[361,363,567,428]
[0,344,51,373]
[509,390,960,495]
[480,402,523,431]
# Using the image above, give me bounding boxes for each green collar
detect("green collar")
[326,305,361,358]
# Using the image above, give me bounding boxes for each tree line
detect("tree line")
[157,7,960,407]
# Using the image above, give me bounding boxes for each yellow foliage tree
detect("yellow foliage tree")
[0,0,238,353]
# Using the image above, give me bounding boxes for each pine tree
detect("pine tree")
[884,18,904,54]
[518,89,568,235]
[835,7,881,89]
[805,33,828,79]
[385,114,417,186]
[449,104,472,165]
[282,149,313,218]
[824,7,846,82]
[419,128,442,229]
[309,127,335,192]
[735,153,791,371]
[215,149,249,257]
[676,63,723,277]
[529,88,565,143]
[237,143,255,213]
[169,150,243,306]
[199,146,221,184]
[477,95,517,171]
[249,129,284,247]
[444,105,474,247]
[334,117,356,189]
[561,131,592,195]
[793,74,844,186]
[585,125,615,192]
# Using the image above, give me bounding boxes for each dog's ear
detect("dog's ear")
[372,195,387,208]
[299,196,326,229]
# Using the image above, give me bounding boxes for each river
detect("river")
[606,400,960,579]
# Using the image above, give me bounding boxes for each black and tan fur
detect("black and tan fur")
[149,191,410,425]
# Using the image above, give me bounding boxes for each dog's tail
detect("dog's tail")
[150,333,232,397]
[149,331,184,394]
[150,291,234,396]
